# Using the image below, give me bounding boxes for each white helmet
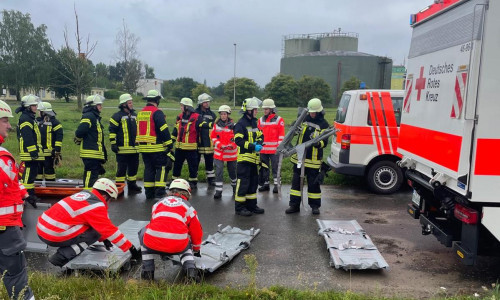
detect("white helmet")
[197,93,212,105]
[243,97,259,110]
[0,100,13,118]
[218,105,231,114]
[169,179,192,196]
[261,98,276,109]
[143,89,163,101]
[119,93,133,105]
[307,98,323,113]
[21,94,40,107]
[86,94,105,106]
[37,102,55,116]
[180,97,194,107]
[93,178,119,199]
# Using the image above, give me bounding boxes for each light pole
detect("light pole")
[233,43,237,108]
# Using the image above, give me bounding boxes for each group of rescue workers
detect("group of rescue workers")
[0,91,329,299]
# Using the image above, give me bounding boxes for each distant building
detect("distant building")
[88,87,106,97]
[136,79,163,97]
[1,88,56,101]
[391,65,406,90]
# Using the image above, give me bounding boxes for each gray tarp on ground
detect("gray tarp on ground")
[317,219,389,270]
[63,219,148,272]
[22,203,51,253]
[171,224,260,272]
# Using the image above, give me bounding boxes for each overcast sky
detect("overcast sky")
[3,0,428,87]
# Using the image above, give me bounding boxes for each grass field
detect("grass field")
[1,98,363,186]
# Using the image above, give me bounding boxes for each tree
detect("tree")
[115,20,142,93]
[224,77,259,106]
[210,82,225,97]
[144,64,155,79]
[50,47,76,102]
[163,77,199,99]
[263,74,298,107]
[339,76,363,100]
[297,75,332,107]
[191,84,210,100]
[0,10,53,101]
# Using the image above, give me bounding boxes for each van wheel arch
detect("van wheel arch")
[365,155,404,194]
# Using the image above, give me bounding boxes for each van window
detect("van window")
[367,96,403,127]
[335,94,351,124]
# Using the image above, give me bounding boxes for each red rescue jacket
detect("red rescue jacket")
[36,189,132,252]
[258,113,285,154]
[210,118,237,161]
[143,195,203,253]
[173,112,200,150]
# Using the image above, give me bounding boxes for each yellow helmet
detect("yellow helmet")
[180,97,194,107]
[0,100,13,118]
[93,178,118,199]
[169,178,191,196]
[143,90,162,100]
[307,98,323,113]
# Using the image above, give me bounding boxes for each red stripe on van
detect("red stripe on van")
[381,92,399,154]
[334,123,374,144]
[372,93,391,154]
[399,124,461,172]
[366,92,382,154]
[474,139,500,175]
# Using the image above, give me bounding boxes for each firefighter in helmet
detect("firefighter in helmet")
[286,98,329,215]
[0,100,35,300]
[36,102,63,182]
[210,105,237,199]
[195,93,217,186]
[257,98,285,194]
[109,93,141,194]
[75,94,107,190]
[136,90,173,200]
[139,178,203,283]
[233,98,265,216]
[171,98,202,189]
[16,94,43,207]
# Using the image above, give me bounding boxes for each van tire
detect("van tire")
[366,161,403,194]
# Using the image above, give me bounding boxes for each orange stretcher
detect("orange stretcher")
[34,179,125,198]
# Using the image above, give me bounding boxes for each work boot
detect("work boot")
[127,181,142,194]
[145,187,155,200]
[207,177,216,187]
[285,205,300,214]
[155,187,166,198]
[48,252,69,267]
[247,199,264,214]
[141,270,154,281]
[235,202,252,216]
[311,207,320,215]
[185,268,201,284]
[272,185,278,194]
[258,184,270,192]
[189,181,197,190]
[214,190,222,199]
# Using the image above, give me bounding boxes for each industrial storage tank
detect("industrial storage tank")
[284,38,319,57]
[319,35,358,52]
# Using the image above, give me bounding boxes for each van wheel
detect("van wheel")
[367,161,403,194]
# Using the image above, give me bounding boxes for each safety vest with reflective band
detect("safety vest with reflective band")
[0,144,27,227]
[234,115,263,164]
[136,105,172,153]
[17,110,43,162]
[172,112,200,150]
[109,109,138,154]
[258,113,285,154]
[195,107,216,154]
[143,195,203,253]
[210,119,237,161]
[36,189,132,252]
[290,114,330,169]
[75,107,106,160]
[38,115,63,156]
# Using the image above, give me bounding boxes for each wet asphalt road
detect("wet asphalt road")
[27,183,500,298]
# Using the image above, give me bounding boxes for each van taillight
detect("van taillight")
[454,204,478,225]
[341,134,351,150]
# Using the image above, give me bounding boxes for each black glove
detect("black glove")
[247,143,255,151]
[30,151,38,160]
[103,239,113,251]
[74,137,82,145]
[111,144,119,154]
[25,195,37,208]
[313,141,323,148]
[313,171,326,185]
[193,250,201,258]
[129,245,141,261]
[53,152,62,167]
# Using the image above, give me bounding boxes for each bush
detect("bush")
[104,89,124,100]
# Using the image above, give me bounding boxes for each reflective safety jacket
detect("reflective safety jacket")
[17,110,43,162]
[211,118,237,161]
[195,107,216,154]
[172,112,201,150]
[36,190,133,252]
[257,113,285,154]
[136,104,172,153]
[234,115,264,164]
[75,107,106,161]
[0,142,27,227]
[290,114,330,169]
[109,109,138,154]
[38,115,63,156]
[143,195,203,253]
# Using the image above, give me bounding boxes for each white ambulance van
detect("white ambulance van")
[327,89,405,194]
[400,0,500,265]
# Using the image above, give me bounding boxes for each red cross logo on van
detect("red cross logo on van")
[415,66,426,101]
